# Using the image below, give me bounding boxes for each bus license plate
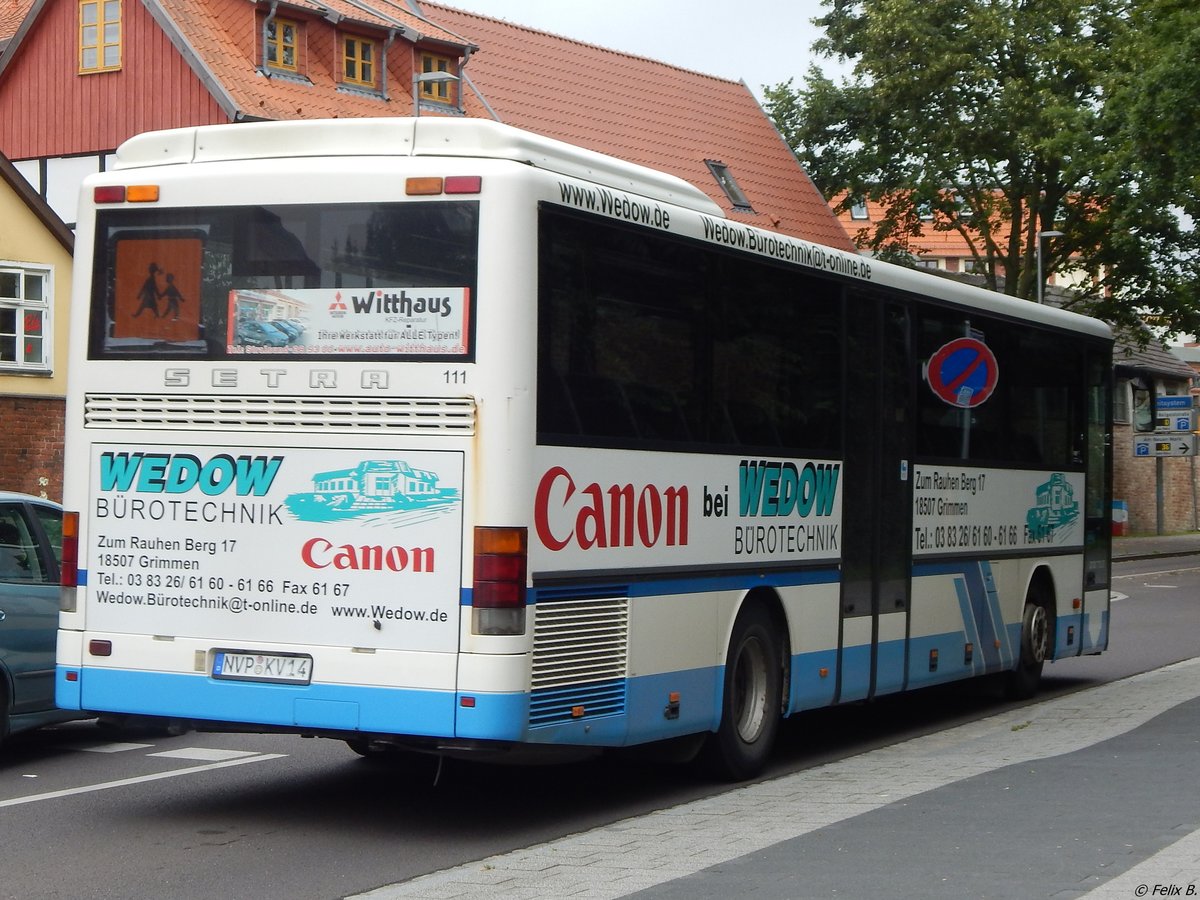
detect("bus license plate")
[212,651,313,685]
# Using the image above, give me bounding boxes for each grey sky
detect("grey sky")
[433,0,835,102]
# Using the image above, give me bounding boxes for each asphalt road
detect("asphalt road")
[1,556,1196,900]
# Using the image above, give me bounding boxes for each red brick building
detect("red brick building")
[0,0,851,247]
[1111,339,1198,534]
[0,0,852,496]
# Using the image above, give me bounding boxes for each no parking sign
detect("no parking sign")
[926,337,999,408]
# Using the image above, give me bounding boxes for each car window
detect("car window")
[30,503,63,569]
[0,504,48,583]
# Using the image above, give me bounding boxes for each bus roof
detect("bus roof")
[111,117,724,217]
[108,117,1111,342]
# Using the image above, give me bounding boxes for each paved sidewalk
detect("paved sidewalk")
[354,657,1200,900]
[1113,531,1200,561]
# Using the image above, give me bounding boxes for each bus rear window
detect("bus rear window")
[89,202,479,360]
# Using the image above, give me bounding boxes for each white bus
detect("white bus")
[57,118,1113,779]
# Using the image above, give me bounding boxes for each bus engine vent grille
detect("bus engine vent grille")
[83,394,476,434]
[530,593,629,727]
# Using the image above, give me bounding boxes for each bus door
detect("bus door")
[837,295,913,702]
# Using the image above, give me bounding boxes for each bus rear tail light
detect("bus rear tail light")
[472,526,527,635]
[444,176,482,194]
[60,510,80,612]
[126,184,160,202]
[93,185,160,204]
[93,185,126,204]
[406,177,443,195]
[405,176,482,196]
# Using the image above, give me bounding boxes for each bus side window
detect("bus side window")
[538,374,581,436]
[730,403,781,448]
[627,386,691,442]
[567,374,640,439]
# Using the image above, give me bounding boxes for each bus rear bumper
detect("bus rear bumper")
[60,665,460,737]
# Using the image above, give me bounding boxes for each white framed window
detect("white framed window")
[0,265,52,372]
[1112,379,1131,424]
[850,199,869,220]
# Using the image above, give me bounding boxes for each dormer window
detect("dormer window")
[266,18,299,72]
[705,160,754,212]
[419,53,457,104]
[343,36,377,89]
[79,0,121,73]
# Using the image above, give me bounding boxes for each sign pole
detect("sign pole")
[1156,456,1165,535]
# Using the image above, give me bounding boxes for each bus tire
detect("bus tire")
[701,603,782,781]
[1007,598,1050,699]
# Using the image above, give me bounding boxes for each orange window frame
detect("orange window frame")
[266,18,300,72]
[419,53,457,102]
[79,0,121,73]
[344,36,377,88]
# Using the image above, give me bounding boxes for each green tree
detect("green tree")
[765,0,1200,337]
[1091,0,1200,337]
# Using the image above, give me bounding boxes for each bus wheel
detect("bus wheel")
[702,604,782,781]
[1007,599,1050,699]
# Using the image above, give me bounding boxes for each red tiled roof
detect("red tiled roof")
[286,0,470,46]
[419,2,852,249]
[150,0,849,247]
[0,0,34,43]
[152,0,475,122]
[2,0,851,249]
[832,195,979,259]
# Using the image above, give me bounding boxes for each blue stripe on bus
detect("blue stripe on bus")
[461,566,842,605]
[56,669,82,709]
[64,646,842,749]
[873,638,907,696]
[69,667,458,736]
[952,575,984,675]
[1082,607,1109,653]
[915,560,1018,674]
[1055,611,1084,658]
[838,642,872,702]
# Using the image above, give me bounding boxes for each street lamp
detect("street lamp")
[1036,230,1065,304]
[412,70,459,116]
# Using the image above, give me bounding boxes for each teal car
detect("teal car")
[0,493,79,745]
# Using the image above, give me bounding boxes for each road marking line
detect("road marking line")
[147,748,260,761]
[0,753,287,809]
[67,742,155,753]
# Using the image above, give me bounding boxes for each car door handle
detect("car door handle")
[0,608,6,621]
